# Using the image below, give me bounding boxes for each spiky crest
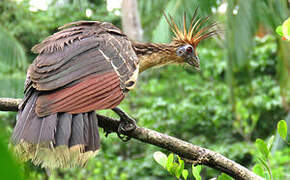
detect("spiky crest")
[164,7,218,47]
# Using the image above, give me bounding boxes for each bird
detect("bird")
[10,9,217,168]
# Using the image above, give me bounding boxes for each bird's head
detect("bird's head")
[165,8,218,70]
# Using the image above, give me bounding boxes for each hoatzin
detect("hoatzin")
[11,10,217,168]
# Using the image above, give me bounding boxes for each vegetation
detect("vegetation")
[0,0,289,179]
[152,119,288,180]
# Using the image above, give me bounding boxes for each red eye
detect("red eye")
[186,46,193,53]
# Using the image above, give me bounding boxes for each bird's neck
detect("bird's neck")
[132,42,182,73]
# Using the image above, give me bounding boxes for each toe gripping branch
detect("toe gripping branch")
[111,107,137,142]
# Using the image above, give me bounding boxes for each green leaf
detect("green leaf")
[182,169,188,180]
[252,164,265,177]
[267,135,275,151]
[192,165,202,180]
[277,120,287,141]
[256,156,271,177]
[265,173,271,180]
[282,17,290,40]
[218,173,234,180]
[275,25,283,36]
[256,156,268,170]
[153,151,167,168]
[166,153,174,172]
[255,138,269,159]
[168,162,178,176]
[176,156,184,178]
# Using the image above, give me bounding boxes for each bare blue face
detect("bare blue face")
[176,44,199,69]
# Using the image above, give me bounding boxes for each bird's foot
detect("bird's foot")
[112,107,137,142]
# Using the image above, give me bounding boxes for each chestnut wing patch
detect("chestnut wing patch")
[36,71,125,116]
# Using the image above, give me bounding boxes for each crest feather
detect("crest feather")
[164,8,218,46]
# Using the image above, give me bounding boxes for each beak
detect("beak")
[187,55,200,70]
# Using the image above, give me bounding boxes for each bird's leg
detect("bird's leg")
[112,107,137,142]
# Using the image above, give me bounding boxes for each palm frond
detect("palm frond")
[226,0,258,69]
[0,26,27,70]
[138,0,169,41]
[0,77,25,98]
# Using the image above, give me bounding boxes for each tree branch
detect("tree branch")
[0,98,263,180]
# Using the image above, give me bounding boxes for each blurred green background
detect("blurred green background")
[0,0,289,179]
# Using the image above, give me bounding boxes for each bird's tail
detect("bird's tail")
[10,90,100,168]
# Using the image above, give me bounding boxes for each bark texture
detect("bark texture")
[121,0,143,41]
[0,97,264,180]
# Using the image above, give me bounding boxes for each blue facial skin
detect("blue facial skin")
[176,44,200,69]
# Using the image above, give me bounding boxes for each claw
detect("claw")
[117,131,131,142]
[112,107,137,142]
[119,119,136,132]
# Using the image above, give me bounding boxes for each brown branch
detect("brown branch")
[0,97,263,180]
[0,98,22,111]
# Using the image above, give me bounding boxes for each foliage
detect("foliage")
[153,152,188,179]
[0,0,289,180]
[0,0,120,60]
[0,27,27,71]
[253,120,289,180]
[154,120,289,179]
[276,17,290,40]
[153,151,235,180]
[0,23,27,99]
[277,120,288,141]
[0,132,22,180]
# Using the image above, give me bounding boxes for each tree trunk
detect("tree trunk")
[121,0,143,41]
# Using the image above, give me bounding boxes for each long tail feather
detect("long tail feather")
[10,89,100,168]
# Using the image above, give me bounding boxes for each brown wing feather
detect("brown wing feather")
[32,21,125,54]
[36,71,124,116]
[28,21,139,117]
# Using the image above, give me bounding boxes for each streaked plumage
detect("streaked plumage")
[11,10,217,168]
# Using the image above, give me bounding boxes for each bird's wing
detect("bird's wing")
[27,21,139,117]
